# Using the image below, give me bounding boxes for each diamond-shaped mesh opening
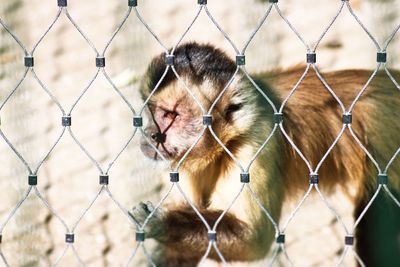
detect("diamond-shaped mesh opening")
[69,76,135,167]
[0,189,69,266]
[349,72,400,167]
[71,193,136,266]
[34,134,101,225]
[32,14,99,109]
[278,71,344,169]
[314,8,377,70]
[0,74,64,172]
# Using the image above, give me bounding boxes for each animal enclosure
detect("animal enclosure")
[0,0,399,266]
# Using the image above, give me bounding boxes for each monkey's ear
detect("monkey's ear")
[225,103,243,120]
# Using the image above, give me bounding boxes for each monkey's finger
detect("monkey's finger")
[146,201,155,212]
[138,201,152,214]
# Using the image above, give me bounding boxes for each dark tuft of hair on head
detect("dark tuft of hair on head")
[143,42,237,96]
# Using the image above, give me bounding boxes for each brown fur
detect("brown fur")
[259,67,400,198]
[159,207,251,265]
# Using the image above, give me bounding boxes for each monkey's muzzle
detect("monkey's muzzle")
[140,131,170,160]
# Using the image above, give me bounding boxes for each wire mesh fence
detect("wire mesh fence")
[0,0,399,266]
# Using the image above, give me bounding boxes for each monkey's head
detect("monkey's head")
[139,43,265,167]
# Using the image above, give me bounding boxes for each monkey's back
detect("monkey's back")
[254,67,400,199]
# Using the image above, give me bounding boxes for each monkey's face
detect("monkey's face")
[140,78,255,165]
[139,43,261,165]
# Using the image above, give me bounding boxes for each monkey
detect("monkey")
[130,42,400,267]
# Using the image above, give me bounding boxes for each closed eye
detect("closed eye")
[225,103,243,118]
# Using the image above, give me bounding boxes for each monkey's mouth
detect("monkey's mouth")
[139,138,176,161]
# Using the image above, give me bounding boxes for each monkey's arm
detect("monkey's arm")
[133,203,270,266]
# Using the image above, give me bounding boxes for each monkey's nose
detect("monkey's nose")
[151,132,166,143]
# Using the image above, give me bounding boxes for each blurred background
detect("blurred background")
[0,0,399,266]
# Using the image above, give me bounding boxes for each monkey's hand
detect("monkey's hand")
[129,201,166,241]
